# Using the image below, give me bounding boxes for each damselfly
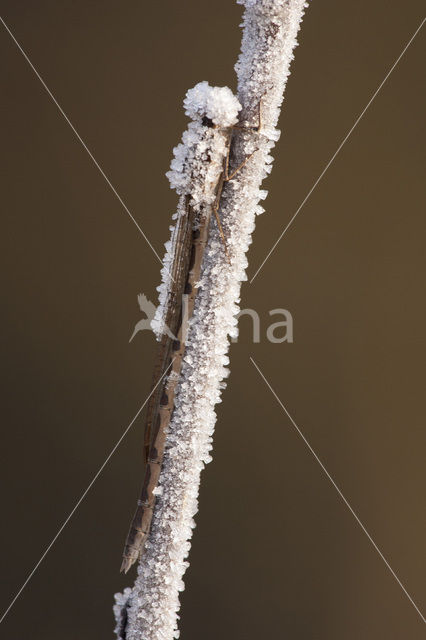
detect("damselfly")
[121,82,260,573]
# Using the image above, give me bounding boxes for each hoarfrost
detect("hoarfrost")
[113,587,132,640]
[119,1,308,639]
[183,80,241,127]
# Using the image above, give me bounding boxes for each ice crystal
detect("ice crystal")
[183,81,241,127]
[113,587,132,639]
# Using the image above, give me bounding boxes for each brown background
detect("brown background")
[1,1,425,638]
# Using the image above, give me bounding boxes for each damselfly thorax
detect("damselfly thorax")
[121,82,261,573]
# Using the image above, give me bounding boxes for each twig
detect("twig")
[115,2,309,638]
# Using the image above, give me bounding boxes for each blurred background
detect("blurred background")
[1,1,425,638]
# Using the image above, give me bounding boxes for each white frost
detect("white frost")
[113,587,132,640]
[183,80,241,127]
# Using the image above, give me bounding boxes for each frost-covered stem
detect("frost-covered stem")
[116,1,308,638]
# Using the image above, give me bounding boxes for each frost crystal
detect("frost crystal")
[113,587,132,639]
[183,81,241,127]
[119,2,308,639]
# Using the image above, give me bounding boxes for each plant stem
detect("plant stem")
[115,2,308,638]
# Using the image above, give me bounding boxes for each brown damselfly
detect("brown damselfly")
[121,82,261,572]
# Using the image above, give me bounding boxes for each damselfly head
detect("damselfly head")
[184,81,241,128]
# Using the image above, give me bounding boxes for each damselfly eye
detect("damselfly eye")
[201,116,214,128]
